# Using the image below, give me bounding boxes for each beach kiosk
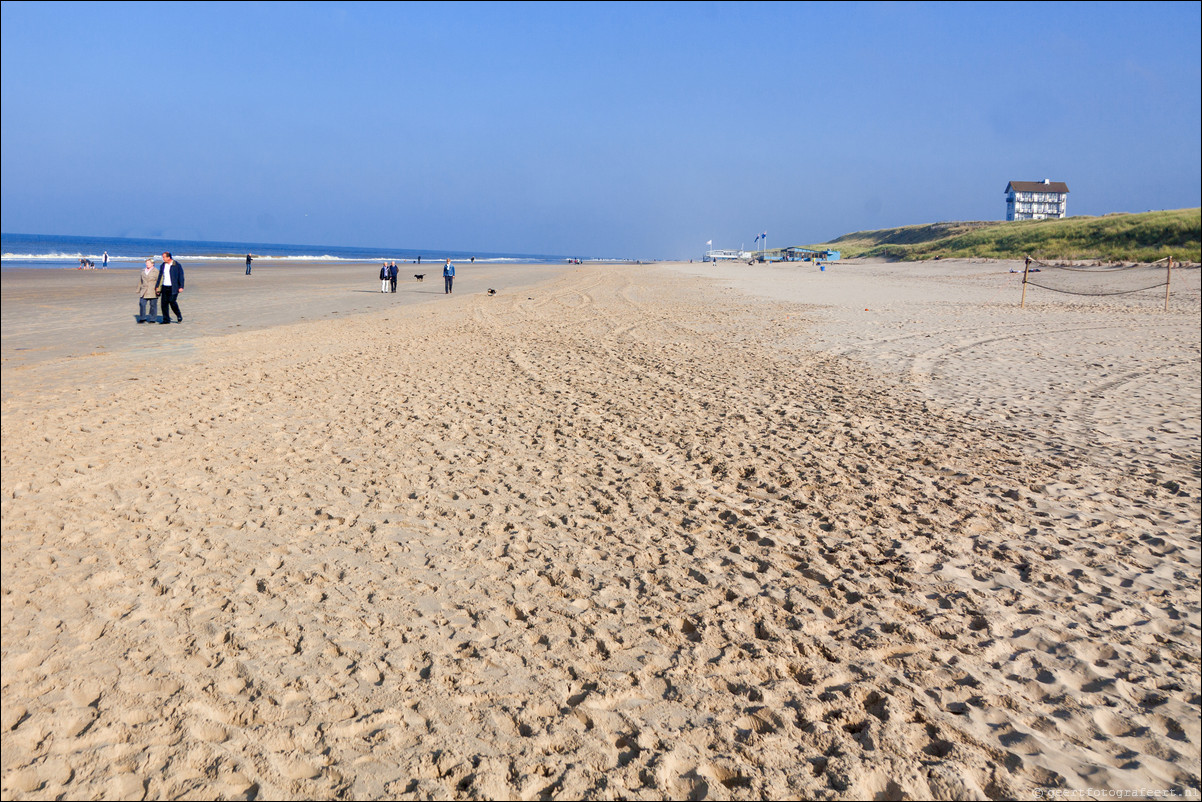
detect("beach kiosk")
[776,247,842,263]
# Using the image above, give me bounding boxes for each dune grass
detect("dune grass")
[812,208,1200,263]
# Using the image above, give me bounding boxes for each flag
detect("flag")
[754,234,760,243]
[706,240,712,246]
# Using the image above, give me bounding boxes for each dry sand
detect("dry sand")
[2,259,1199,800]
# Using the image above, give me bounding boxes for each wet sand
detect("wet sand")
[1,261,566,391]
[2,259,1199,799]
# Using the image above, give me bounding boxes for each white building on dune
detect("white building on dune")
[1005,179,1069,221]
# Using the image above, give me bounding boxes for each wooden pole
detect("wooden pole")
[1164,255,1172,312]
[1021,255,1030,308]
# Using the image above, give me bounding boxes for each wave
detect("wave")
[3,253,571,264]
[3,233,578,266]
[2,252,121,260]
[2,252,168,262]
[2,252,393,263]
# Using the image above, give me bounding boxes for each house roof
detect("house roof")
[1006,180,1070,194]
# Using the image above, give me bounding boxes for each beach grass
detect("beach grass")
[811,207,1201,263]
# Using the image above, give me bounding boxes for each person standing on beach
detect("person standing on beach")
[102,251,109,268]
[389,261,398,293]
[379,262,389,292]
[157,252,184,324]
[443,258,455,294]
[245,253,253,275]
[137,258,159,323]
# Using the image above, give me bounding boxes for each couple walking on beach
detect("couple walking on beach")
[380,262,399,292]
[137,252,184,324]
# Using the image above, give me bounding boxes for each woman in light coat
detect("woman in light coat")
[137,258,159,323]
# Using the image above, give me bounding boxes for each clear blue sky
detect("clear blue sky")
[3,1,1199,259]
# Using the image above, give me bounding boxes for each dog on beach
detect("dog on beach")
[414,274,425,282]
[487,288,496,296]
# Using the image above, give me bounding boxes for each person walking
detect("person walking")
[443,258,455,294]
[137,258,159,323]
[157,252,184,324]
[245,253,253,275]
[389,261,398,293]
[379,262,390,292]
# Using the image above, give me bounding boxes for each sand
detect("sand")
[2,259,1199,800]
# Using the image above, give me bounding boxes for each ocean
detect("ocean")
[0,232,578,270]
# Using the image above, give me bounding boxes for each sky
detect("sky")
[2,1,1200,259]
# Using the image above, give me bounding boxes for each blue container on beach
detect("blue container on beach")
[820,263,825,271]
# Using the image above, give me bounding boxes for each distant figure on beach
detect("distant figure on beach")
[417,255,422,265]
[380,262,390,293]
[470,256,474,263]
[389,261,398,293]
[245,253,253,275]
[157,252,184,324]
[102,251,109,268]
[443,259,455,294]
[137,258,159,323]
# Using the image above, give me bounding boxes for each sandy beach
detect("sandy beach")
[2,259,1199,800]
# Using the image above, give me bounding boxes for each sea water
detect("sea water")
[0,232,574,270]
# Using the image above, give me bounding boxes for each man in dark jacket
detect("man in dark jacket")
[389,261,398,292]
[157,252,185,324]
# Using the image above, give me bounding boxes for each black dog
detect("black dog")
[414,274,425,282]
[487,288,496,296]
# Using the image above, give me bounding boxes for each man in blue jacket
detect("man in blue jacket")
[443,258,455,294]
[157,252,185,324]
